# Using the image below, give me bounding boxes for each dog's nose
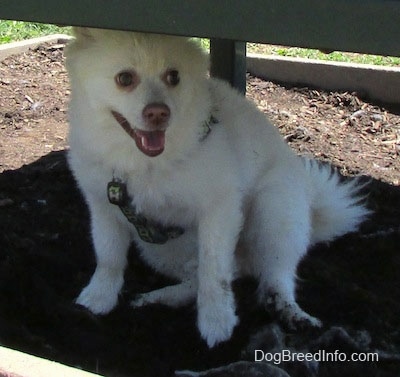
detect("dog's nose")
[142,103,170,128]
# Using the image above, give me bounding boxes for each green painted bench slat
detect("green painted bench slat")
[1,0,400,56]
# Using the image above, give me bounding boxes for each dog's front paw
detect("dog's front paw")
[197,300,238,348]
[76,268,124,314]
[76,284,118,314]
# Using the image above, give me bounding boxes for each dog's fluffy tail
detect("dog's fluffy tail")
[303,158,371,245]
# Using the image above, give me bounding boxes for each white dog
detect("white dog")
[66,28,369,348]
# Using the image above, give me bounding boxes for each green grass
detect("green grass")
[247,43,400,67]
[1,21,399,67]
[199,39,399,67]
[0,20,69,44]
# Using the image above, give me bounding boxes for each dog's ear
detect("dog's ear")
[72,27,120,45]
[72,27,96,41]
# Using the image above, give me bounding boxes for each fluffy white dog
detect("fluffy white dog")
[66,28,369,348]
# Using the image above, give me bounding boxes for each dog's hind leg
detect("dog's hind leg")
[247,176,322,329]
[131,279,197,308]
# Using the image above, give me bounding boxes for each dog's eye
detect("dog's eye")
[116,72,133,87]
[165,69,180,87]
[115,70,138,90]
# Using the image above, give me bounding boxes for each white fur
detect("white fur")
[66,28,370,348]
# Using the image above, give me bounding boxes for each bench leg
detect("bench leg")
[210,39,247,94]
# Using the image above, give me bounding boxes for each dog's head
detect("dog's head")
[66,28,211,158]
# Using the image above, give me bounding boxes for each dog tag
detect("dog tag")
[107,181,128,205]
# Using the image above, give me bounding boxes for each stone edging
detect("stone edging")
[0,346,103,377]
[247,52,400,105]
[0,34,73,60]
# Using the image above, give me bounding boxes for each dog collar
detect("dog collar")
[199,114,218,141]
[107,180,184,244]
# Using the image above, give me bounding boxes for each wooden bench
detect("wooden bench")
[1,0,400,93]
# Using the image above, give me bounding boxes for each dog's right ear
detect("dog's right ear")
[72,27,116,45]
[72,27,95,41]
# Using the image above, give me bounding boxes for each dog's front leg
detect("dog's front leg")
[76,201,130,314]
[197,196,243,348]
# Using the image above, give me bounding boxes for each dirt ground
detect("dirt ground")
[0,42,399,377]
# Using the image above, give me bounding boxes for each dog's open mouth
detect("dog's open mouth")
[111,111,165,157]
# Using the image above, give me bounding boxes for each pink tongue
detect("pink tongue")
[134,129,165,156]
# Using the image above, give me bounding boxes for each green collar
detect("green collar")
[107,180,184,244]
[199,114,219,141]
